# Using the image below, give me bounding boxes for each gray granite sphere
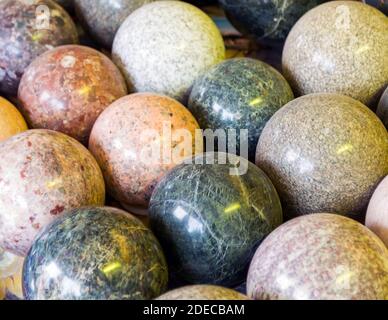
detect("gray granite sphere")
[188,58,294,161]
[282,1,388,106]
[74,0,163,48]
[149,152,283,287]
[256,93,388,219]
[112,1,225,103]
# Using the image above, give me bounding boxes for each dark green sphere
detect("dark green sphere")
[149,152,283,287]
[23,207,168,300]
[188,58,293,161]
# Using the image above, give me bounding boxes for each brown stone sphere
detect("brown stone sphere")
[157,285,249,300]
[256,93,388,219]
[282,1,388,106]
[89,93,203,211]
[0,130,105,256]
[0,97,28,142]
[366,176,388,247]
[18,45,127,144]
[247,214,388,300]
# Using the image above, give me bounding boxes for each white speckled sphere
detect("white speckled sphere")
[112,1,225,102]
[282,1,388,106]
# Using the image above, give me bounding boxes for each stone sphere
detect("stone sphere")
[157,285,248,300]
[0,0,78,97]
[282,1,388,106]
[75,0,164,48]
[149,152,283,287]
[188,58,294,161]
[0,250,23,300]
[0,130,105,256]
[23,207,168,300]
[366,176,388,247]
[376,87,388,129]
[89,93,203,211]
[112,1,225,103]
[219,0,327,41]
[18,45,127,144]
[256,93,388,219]
[247,214,388,300]
[0,97,28,142]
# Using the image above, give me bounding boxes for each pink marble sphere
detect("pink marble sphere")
[0,130,105,256]
[89,93,203,211]
[247,214,388,300]
[366,176,388,247]
[18,45,127,144]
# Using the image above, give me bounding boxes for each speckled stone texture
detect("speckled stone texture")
[363,0,388,14]
[282,1,388,106]
[89,93,203,210]
[0,0,78,97]
[0,130,105,256]
[0,250,23,300]
[247,214,388,300]
[219,0,327,41]
[0,97,28,142]
[75,0,163,48]
[376,87,388,129]
[256,93,388,219]
[112,1,225,103]
[366,176,388,247]
[18,45,127,144]
[157,285,248,300]
[23,207,168,300]
[149,152,283,287]
[188,58,294,161]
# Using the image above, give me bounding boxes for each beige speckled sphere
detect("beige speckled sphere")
[366,176,388,247]
[247,214,388,300]
[283,1,388,106]
[112,1,225,102]
[256,93,388,219]
[157,285,249,300]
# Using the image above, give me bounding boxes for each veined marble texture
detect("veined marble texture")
[247,214,388,300]
[256,93,388,219]
[0,130,105,256]
[0,0,78,96]
[282,1,388,106]
[219,0,327,41]
[149,152,282,287]
[157,285,249,300]
[188,58,294,161]
[23,207,168,300]
[112,1,225,103]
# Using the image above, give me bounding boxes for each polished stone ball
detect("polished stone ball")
[247,214,388,300]
[157,285,248,300]
[0,0,78,96]
[0,130,105,256]
[282,1,388,106]
[256,93,388,219]
[112,1,225,102]
[149,152,282,287]
[23,207,168,300]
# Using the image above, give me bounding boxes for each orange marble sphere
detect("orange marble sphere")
[0,97,27,142]
[89,93,203,211]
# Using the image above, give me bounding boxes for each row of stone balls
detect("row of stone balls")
[0,0,387,300]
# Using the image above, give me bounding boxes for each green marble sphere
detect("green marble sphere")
[23,207,168,300]
[149,152,283,287]
[188,58,294,161]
